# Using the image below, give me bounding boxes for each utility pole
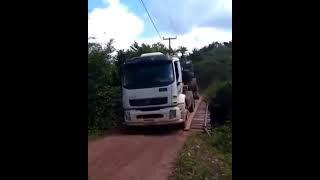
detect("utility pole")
[163,36,177,55]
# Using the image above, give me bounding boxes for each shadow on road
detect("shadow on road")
[118,124,183,136]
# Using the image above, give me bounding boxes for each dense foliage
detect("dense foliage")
[190,41,232,90]
[189,41,232,126]
[88,40,122,132]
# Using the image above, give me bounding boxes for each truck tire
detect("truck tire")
[186,91,194,112]
[178,121,186,129]
[192,99,196,111]
[125,125,135,132]
[193,91,199,100]
[182,71,193,85]
[190,78,199,100]
[189,103,194,112]
[190,78,198,91]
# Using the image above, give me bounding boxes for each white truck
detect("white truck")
[121,52,195,128]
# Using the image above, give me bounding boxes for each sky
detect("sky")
[88,0,232,52]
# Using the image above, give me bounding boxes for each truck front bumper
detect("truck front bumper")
[124,106,187,126]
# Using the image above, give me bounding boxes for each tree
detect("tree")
[88,39,123,130]
[116,41,169,64]
[177,46,188,55]
[88,39,115,88]
[214,42,221,48]
[151,42,169,54]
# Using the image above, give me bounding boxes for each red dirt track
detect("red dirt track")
[88,100,203,180]
[88,127,188,180]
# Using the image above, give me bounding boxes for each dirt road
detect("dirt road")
[88,100,202,180]
[88,127,189,180]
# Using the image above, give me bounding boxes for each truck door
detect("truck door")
[174,61,183,94]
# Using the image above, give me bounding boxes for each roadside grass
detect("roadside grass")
[88,128,114,141]
[173,123,232,180]
[202,81,231,101]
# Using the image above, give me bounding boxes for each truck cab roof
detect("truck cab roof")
[125,52,178,65]
[140,52,164,57]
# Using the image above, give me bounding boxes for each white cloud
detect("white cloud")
[136,26,232,52]
[88,0,232,51]
[148,0,232,34]
[88,0,144,49]
[172,26,232,51]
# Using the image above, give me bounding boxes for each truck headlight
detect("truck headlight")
[125,111,131,121]
[172,96,178,104]
[178,103,185,111]
[169,110,176,119]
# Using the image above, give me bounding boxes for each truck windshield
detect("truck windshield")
[123,62,174,89]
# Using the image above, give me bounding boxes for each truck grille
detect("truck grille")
[137,114,164,119]
[129,97,167,106]
[136,107,163,111]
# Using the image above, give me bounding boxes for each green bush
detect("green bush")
[203,81,230,100]
[94,86,122,129]
[174,132,232,180]
[209,122,232,154]
[88,40,123,133]
[207,81,232,127]
[88,86,123,130]
[191,46,232,90]
[189,45,232,127]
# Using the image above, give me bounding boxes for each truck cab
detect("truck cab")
[121,52,192,127]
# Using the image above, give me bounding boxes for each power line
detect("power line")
[138,0,162,41]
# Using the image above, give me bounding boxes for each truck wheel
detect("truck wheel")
[185,110,189,120]
[190,78,198,91]
[193,92,199,100]
[189,101,194,112]
[186,91,194,112]
[125,125,135,132]
[178,121,186,129]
